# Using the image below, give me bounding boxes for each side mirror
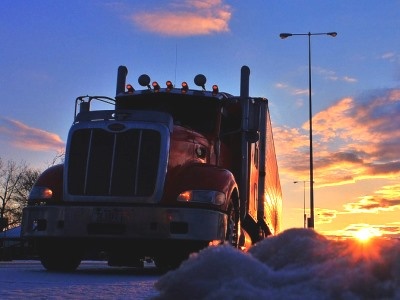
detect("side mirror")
[241,98,261,143]
[245,131,259,143]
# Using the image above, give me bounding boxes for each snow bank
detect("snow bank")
[153,228,400,299]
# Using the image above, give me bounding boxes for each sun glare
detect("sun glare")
[353,227,382,242]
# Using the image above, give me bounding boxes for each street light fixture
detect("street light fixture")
[280,31,337,229]
[293,180,314,228]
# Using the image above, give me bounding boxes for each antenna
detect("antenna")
[175,43,178,85]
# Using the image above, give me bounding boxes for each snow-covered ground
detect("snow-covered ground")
[0,260,160,299]
[1,228,399,299]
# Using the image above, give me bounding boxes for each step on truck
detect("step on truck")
[21,65,282,271]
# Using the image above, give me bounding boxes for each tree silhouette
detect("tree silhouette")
[0,158,40,231]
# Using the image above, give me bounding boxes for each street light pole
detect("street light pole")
[293,181,307,228]
[280,31,337,229]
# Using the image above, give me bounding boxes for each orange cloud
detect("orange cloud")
[0,117,65,152]
[343,183,400,214]
[274,88,400,186]
[129,0,231,36]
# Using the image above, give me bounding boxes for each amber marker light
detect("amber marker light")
[152,81,160,92]
[177,191,191,202]
[181,81,188,93]
[212,84,219,95]
[126,84,134,93]
[166,80,173,90]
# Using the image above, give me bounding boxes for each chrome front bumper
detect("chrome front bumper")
[21,205,227,242]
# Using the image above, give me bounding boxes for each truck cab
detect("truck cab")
[21,65,282,271]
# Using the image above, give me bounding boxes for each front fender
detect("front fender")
[29,164,64,203]
[164,163,238,210]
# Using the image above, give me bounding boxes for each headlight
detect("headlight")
[177,190,226,205]
[28,186,53,200]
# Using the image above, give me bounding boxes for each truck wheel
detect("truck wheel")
[40,251,82,272]
[40,254,81,272]
[226,200,240,248]
[38,243,82,272]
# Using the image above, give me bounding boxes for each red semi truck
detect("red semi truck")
[21,65,282,271]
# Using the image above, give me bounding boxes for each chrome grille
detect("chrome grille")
[67,128,161,197]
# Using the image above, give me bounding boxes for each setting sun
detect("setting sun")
[353,227,382,242]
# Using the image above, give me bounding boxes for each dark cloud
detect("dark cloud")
[316,151,364,169]
[345,196,400,213]
[365,161,400,176]
[373,140,400,161]
[380,225,400,234]
[316,208,337,224]
[332,151,364,163]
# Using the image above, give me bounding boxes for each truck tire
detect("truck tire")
[38,241,82,272]
[41,253,81,272]
[226,199,240,248]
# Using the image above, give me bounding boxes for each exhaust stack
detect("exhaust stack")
[116,65,128,96]
[240,65,250,99]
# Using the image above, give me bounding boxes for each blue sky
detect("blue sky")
[1,0,400,237]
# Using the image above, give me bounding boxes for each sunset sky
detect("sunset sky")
[1,1,399,238]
